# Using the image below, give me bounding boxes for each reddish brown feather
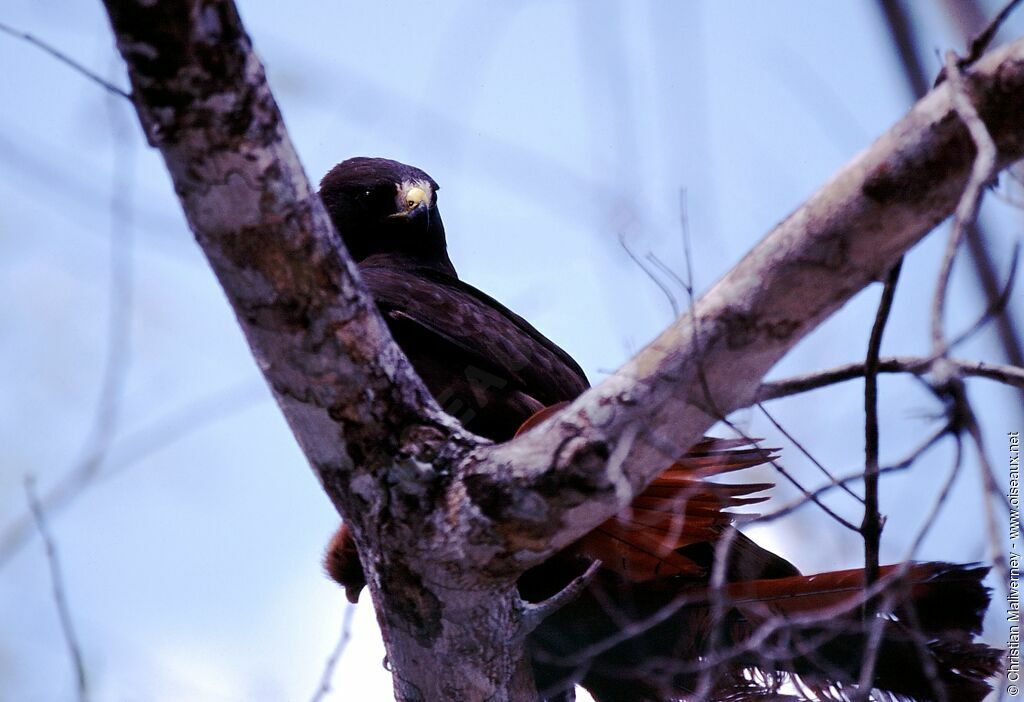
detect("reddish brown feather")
[513,402,782,583]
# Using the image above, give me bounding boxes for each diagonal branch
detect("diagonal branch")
[477,36,1024,559]
[99,1,472,522]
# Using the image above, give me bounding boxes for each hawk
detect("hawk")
[317,157,1001,701]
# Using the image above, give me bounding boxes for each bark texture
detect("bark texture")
[99,1,1024,698]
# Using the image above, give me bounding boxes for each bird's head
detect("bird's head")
[319,157,455,276]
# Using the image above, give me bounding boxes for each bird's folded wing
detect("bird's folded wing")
[362,265,589,405]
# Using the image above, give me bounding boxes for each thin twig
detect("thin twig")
[964,0,1024,66]
[876,0,931,98]
[619,234,680,318]
[959,385,1012,590]
[756,355,1024,401]
[719,416,862,533]
[945,241,1020,349]
[694,528,740,700]
[538,562,922,676]
[882,0,1024,403]
[310,603,357,702]
[905,432,965,558]
[757,403,864,504]
[932,51,999,362]
[1,92,136,570]
[0,381,266,569]
[861,261,902,595]
[755,422,952,526]
[851,594,894,702]
[25,478,89,702]
[0,21,131,100]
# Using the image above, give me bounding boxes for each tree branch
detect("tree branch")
[476,36,1024,559]
[756,355,1024,400]
[26,477,89,702]
[861,261,902,595]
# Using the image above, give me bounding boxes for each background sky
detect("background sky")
[1,1,1023,700]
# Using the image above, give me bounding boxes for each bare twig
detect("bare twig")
[521,559,602,633]
[757,403,864,504]
[882,0,1024,400]
[25,478,89,702]
[876,0,932,98]
[964,0,1024,66]
[932,51,999,362]
[3,94,135,571]
[694,527,740,699]
[726,416,864,533]
[756,421,952,527]
[906,432,965,558]
[619,234,680,318]
[310,603,357,702]
[0,21,131,100]
[851,594,894,702]
[959,385,1012,589]
[756,355,1024,401]
[538,563,923,676]
[861,261,902,594]
[0,381,266,569]
[946,242,1021,349]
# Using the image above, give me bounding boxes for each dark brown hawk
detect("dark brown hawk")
[317,157,1001,702]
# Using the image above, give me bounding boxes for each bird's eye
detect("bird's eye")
[363,189,372,198]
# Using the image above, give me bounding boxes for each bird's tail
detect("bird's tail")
[531,561,1002,702]
[515,407,1002,701]
[714,561,1002,701]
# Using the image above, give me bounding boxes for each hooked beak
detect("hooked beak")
[388,183,431,225]
[388,199,429,222]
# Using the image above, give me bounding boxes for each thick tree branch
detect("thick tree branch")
[99,0,478,577]
[99,5,514,698]
[475,36,1024,562]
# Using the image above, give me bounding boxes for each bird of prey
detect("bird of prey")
[317,157,1001,702]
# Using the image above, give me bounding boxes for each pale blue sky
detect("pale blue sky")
[1,2,1022,700]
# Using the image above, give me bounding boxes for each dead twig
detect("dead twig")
[0,381,266,569]
[619,233,680,319]
[931,51,999,365]
[964,0,1024,66]
[756,356,1024,401]
[755,422,952,526]
[0,21,130,100]
[25,478,89,702]
[757,403,864,504]
[882,0,1024,401]
[861,261,902,596]
[310,603,357,702]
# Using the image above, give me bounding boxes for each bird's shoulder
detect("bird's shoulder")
[359,259,589,403]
